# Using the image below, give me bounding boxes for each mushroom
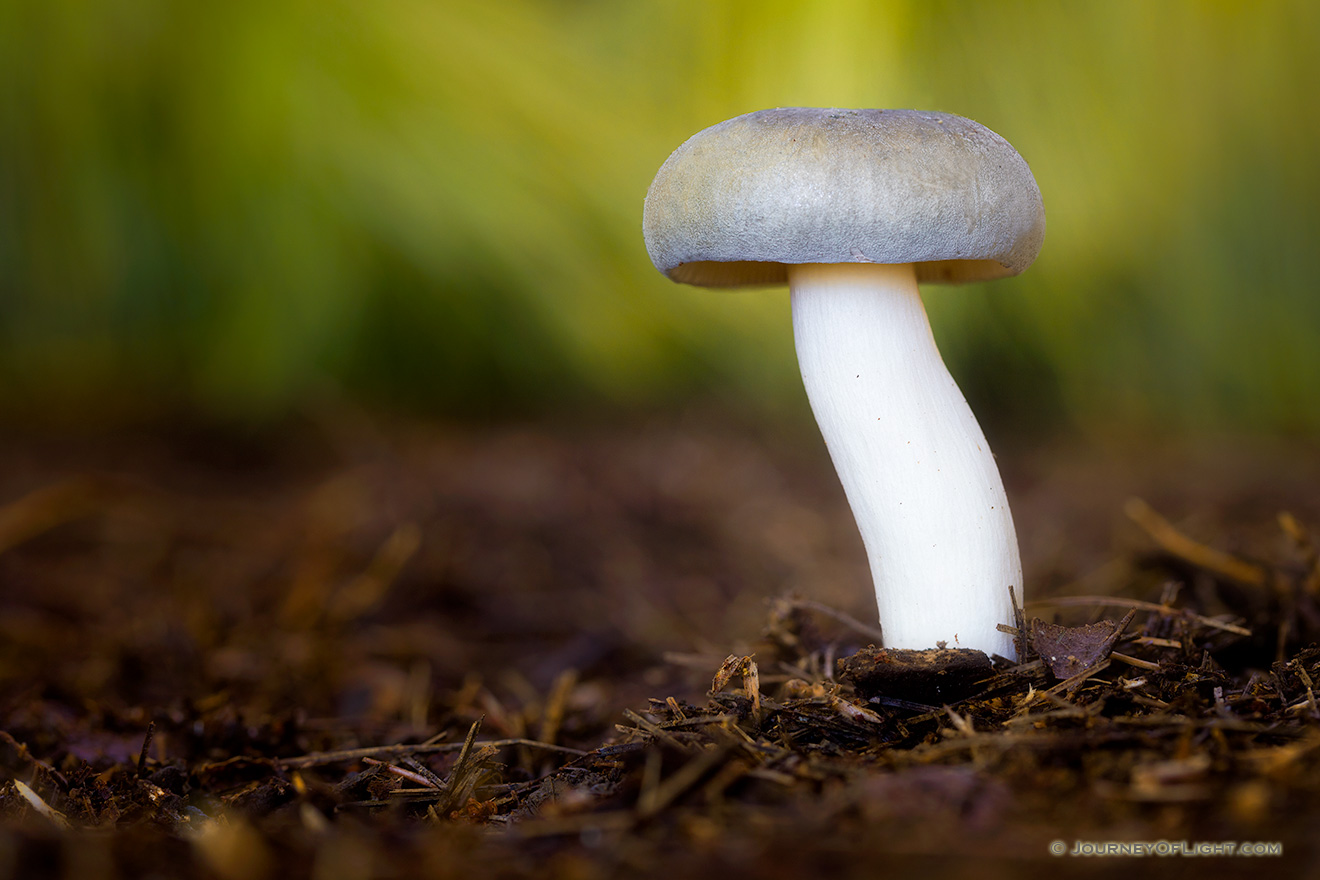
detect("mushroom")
[642,108,1045,659]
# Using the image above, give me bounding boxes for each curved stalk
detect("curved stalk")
[789,262,1021,658]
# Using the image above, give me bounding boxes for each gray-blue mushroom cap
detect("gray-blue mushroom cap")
[643,108,1045,287]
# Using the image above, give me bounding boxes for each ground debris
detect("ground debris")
[0,427,1318,877]
[1029,610,1135,680]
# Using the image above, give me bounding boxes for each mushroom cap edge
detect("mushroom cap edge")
[642,108,1046,287]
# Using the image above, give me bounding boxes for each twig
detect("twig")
[621,708,690,752]
[1045,659,1111,696]
[400,756,447,789]
[1279,512,1320,598]
[1125,497,1268,586]
[277,737,587,770]
[1132,637,1181,649]
[1009,583,1026,659]
[137,722,156,779]
[11,781,70,830]
[439,720,498,815]
[0,478,112,555]
[1028,595,1251,636]
[451,718,482,774]
[538,669,578,748]
[782,599,886,644]
[1111,652,1161,672]
[362,757,441,788]
[637,744,731,818]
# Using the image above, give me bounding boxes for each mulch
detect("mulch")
[0,417,1317,878]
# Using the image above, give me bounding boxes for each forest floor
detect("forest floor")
[1,411,1318,879]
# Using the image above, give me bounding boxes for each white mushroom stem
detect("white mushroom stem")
[789,262,1022,658]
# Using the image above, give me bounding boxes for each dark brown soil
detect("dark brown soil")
[1,414,1318,878]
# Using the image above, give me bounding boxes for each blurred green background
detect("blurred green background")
[3,0,1318,433]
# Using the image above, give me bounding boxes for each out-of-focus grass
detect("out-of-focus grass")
[1,1,1317,431]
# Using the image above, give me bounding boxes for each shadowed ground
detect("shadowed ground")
[0,415,1318,878]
